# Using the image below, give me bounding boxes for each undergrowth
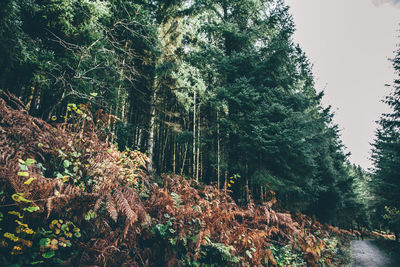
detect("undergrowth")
[0,91,358,266]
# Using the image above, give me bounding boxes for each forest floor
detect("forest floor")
[351,240,397,267]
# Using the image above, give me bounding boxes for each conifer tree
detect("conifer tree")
[371,43,400,240]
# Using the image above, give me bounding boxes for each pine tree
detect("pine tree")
[371,42,400,240]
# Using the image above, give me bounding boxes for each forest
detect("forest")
[0,0,399,266]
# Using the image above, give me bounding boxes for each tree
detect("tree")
[371,41,400,240]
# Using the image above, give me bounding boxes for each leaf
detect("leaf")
[63,160,71,168]
[30,261,44,265]
[18,159,25,164]
[23,206,40,213]
[71,151,81,158]
[15,220,28,228]
[39,238,50,247]
[61,224,69,232]
[12,193,31,203]
[245,250,252,259]
[17,172,29,177]
[22,228,35,235]
[51,116,57,121]
[90,92,98,97]
[37,143,44,148]
[12,245,22,251]
[18,163,28,171]
[42,251,55,259]
[4,233,19,242]
[24,177,37,185]
[25,158,35,166]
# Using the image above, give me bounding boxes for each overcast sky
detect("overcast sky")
[285,0,399,169]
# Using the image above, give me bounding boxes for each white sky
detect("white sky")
[285,0,399,169]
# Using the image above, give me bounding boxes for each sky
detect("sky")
[285,0,399,169]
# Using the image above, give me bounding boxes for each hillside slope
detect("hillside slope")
[0,91,356,266]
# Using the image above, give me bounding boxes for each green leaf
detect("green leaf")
[37,143,44,148]
[63,160,71,168]
[4,232,19,242]
[74,232,81,238]
[23,206,40,213]
[17,172,29,177]
[39,238,50,247]
[36,163,46,170]
[71,151,81,158]
[42,251,55,259]
[61,224,69,232]
[30,261,44,265]
[25,158,36,166]
[245,250,252,259]
[18,163,28,171]
[90,92,98,97]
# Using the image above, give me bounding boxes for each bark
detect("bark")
[147,80,158,173]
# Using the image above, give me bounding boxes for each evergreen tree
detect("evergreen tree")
[371,43,400,239]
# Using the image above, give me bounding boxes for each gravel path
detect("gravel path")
[351,240,392,267]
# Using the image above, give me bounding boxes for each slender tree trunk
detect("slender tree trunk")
[147,77,158,173]
[25,86,35,112]
[161,129,168,173]
[181,142,188,175]
[173,137,176,174]
[217,111,220,191]
[196,104,200,182]
[193,90,197,180]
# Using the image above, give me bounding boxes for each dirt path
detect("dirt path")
[351,240,393,267]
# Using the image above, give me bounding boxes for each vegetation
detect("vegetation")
[0,0,369,227]
[0,0,399,266]
[371,37,400,241]
[0,93,359,265]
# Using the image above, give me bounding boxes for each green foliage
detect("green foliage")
[0,0,368,248]
[383,207,400,235]
[200,236,240,264]
[0,159,80,265]
[270,244,306,266]
[371,40,400,237]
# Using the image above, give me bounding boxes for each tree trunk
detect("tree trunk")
[193,90,197,180]
[25,86,35,112]
[173,137,176,174]
[196,104,200,182]
[147,77,158,173]
[217,113,221,191]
